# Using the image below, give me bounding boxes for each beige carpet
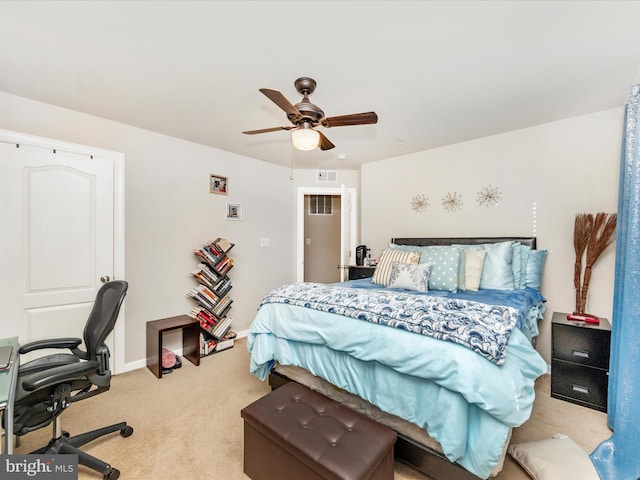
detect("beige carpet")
[13,338,611,480]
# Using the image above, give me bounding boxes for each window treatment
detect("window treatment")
[590,84,640,479]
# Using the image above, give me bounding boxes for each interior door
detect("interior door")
[0,140,116,360]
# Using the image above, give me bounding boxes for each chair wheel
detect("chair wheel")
[62,431,70,437]
[104,468,120,480]
[120,426,134,437]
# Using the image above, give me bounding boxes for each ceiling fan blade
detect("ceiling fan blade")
[318,131,336,151]
[259,88,302,120]
[321,111,378,128]
[242,126,295,135]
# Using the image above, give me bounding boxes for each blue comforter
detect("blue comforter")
[261,282,521,365]
[248,283,547,479]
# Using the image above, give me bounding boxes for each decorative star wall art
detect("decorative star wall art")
[442,192,463,212]
[477,185,502,208]
[411,194,429,213]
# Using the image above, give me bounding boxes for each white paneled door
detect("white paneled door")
[0,133,123,367]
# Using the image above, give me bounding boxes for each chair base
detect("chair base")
[31,420,133,480]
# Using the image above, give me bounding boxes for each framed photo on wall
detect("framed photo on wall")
[226,202,242,221]
[210,174,228,195]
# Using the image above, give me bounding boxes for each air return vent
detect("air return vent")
[317,170,337,182]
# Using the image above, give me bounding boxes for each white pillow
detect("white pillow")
[388,261,431,292]
[463,250,486,292]
[508,435,599,480]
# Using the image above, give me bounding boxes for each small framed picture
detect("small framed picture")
[210,174,228,195]
[226,202,242,221]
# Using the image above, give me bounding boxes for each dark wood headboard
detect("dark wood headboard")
[391,237,537,249]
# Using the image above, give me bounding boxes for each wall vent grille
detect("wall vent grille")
[317,170,337,182]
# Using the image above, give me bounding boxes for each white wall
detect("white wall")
[361,108,623,363]
[1,88,622,367]
[0,91,297,369]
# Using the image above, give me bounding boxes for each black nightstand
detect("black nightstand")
[551,311,611,412]
[348,265,376,280]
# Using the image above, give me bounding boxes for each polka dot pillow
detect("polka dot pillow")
[418,245,461,292]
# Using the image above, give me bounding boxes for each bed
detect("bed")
[247,237,548,480]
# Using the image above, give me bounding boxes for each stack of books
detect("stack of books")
[197,323,235,355]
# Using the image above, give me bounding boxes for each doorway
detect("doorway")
[296,186,357,283]
[303,194,341,283]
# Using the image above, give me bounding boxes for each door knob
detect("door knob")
[100,276,111,284]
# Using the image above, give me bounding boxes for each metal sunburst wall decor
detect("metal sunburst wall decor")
[442,192,463,212]
[477,185,502,208]
[411,194,429,213]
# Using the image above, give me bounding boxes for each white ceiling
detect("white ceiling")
[2,1,640,170]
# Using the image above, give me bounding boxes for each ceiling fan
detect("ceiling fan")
[242,77,378,151]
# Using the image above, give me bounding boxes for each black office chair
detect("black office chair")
[8,280,133,480]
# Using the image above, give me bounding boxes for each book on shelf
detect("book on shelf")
[192,264,216,287]
[211,295,232,317]
[186,286,219,312]
[211,316,233,339]
[195,238,232,263]
[213,276,232,294]
[194,246,219,265]
[215,330,236,352]
[214,237,232,253]
[200,333,217,356]
[199,327,235,355]
[188,306,217,324]
[214,256,233,275]
[198,319,216,336]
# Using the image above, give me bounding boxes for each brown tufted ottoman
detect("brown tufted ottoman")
[241,382,397,480]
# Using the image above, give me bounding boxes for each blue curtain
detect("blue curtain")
[590,84,640,479]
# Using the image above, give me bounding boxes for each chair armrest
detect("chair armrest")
[18,338,82,355]
[21,361,99,391]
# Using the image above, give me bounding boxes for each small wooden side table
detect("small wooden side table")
[146,315,200,378]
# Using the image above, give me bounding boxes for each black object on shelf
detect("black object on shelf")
[356,245,367,266]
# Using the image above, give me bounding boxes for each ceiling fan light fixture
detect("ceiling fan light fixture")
[291,127,320,151]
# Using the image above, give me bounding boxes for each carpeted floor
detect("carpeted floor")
[12,338,611,480]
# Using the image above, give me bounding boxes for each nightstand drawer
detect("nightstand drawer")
[348,266,375,280]
[551,359,608,412]
[552,323,610,369]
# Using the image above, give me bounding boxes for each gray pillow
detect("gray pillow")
[508,435,599,480]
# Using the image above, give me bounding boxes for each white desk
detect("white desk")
[0,336,19,454]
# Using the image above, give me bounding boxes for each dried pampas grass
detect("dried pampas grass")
[573,212,617,313]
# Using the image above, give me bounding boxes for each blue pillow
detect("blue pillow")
[525,249,547,291]
[511,243,522,289]
[454,241,515,290]
[517,245,532,289]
